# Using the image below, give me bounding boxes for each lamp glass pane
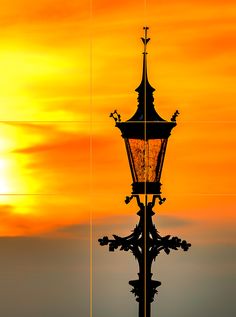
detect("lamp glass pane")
[126,138,167,183]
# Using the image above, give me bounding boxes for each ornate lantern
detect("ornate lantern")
[111,27,179,195]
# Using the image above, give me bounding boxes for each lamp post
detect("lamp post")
[99,27,191,317]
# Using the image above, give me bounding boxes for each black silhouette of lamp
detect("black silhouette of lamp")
[100,27,190,317]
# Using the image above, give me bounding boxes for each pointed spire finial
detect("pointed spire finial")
[135,26,154,96]
[141,26,150,53]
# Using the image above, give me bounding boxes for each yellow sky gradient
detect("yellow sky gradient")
[0,0,235,238]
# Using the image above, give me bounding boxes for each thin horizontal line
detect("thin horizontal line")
[0,193,235,196]
[170,193,236,196]
[0,121,94,123]
[0,120,236,124]
[0,193,62,196]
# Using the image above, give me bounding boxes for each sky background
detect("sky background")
[0,0,235,316]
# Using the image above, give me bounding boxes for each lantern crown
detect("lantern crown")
[115,27,177,140]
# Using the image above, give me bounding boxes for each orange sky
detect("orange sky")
[0,0,235,240]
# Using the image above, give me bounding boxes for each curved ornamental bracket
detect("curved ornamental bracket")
[98,197,191,305]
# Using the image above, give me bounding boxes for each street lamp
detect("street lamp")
[99,27,191,317]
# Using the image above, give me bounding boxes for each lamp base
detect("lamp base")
[132,182,161,194]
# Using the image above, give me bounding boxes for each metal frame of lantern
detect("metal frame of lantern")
[99,27,191,317]
[112,110,179,196]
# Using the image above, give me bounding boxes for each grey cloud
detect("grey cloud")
[157,215,193,228]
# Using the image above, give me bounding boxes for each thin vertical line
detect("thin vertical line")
[89,1,93,317]
[144,5,149,317]
[143,4,148,317]
[143,26,147,317]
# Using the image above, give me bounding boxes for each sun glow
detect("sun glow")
[0,125,44,216]
[0,154,35,209]
[0,158,11,194]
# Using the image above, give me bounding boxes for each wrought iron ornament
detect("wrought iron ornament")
[99,196,191,302]
[99,27,191,317]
